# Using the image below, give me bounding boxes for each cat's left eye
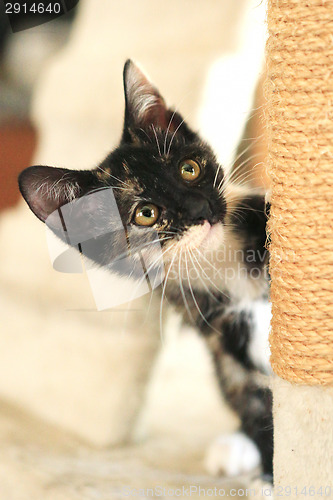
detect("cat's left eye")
[179,159,201,182]
[134,203,159,226]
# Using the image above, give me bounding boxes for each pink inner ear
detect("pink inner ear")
[23,175,76,223]
[135,98,184,136]
[139,98,170,131]
[29,190,60,222]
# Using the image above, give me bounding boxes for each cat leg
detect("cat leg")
[237,384,273,478]
[204,332,273,479]
[176,291,273,479]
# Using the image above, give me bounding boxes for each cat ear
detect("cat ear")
[122,59,190,141]
[18,165,95,224]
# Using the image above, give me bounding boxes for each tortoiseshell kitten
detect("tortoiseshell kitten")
[19,60,273,482]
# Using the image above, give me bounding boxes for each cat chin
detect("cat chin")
[162,222,224,264]
[198,222,225,251]
[179,221,224,252]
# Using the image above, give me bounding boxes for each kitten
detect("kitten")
[19,60,273,481]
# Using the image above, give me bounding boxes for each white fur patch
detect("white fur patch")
[225,299,271,374]
[205,431,261,477]
[248,300,272,374]
[174,222,224,253]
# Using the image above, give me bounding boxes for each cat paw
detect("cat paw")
[204,432,261,477]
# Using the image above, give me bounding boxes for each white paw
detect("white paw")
[204,432,261,477]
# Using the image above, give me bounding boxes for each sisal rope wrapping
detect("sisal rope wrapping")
[266,0,333,385]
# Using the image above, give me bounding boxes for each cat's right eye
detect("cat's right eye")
[134,203,159,226]
[179,159,201,182]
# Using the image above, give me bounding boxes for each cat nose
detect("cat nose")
[184,196,212,223]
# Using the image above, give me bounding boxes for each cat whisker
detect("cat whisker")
[189,248,220,303]
[151,124,162,157]
[109,186,131,191]
[163,90,196,156]
[104,236,171,264]
[168,225,182,234]
[178,248,195,324]
[219,168,264,200]
[192,249,230,298]
[228,163,264,188]
[158,234,180,242]
[158,230,180,236]
[121,239,176,339]
[229,167,261,187]
[226,202,267,230]
[159,248,179,344]
[163,90,197,157]
[222,188,260,202]
[167,118,185,156]
[228,131,264,169]
[139,127,153,143]
[221,187,264,213]
[163,109,178,156]
[227,210,247,225]
[98,168,131,188]
[126,238,174,301]
[86,187,131,201]
[213,163,224,189]
[193,248,230,300]
[219,181,256,202]
[233,204,266,215]
[142,244,177,327]
[227,153,263,187]
[228,151,262,179]
[186,251,222,335]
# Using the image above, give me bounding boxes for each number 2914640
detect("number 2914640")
[5,3,62,15]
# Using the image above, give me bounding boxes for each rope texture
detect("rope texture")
[266,0,333,385]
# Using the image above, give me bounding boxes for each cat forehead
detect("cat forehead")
[96,140,218,193]
[122,153,210,185]
[122,140,212,168]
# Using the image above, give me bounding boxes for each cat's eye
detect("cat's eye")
[179,159,201,182]
[134,203,159,226]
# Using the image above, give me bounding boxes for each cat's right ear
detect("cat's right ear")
[122,60,168,139]
[122,59,192,143]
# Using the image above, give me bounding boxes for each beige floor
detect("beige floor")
[0,400,257,500]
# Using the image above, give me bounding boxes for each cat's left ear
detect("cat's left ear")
[18,165,98,225]
[122,60,194,143]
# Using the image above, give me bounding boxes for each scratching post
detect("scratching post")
[266,0,333,491]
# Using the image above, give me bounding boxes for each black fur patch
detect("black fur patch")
[220,310,254,369]
[230,195,269,269]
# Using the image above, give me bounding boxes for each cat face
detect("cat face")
[19,60,228,273]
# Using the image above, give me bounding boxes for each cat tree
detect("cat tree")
[266,0,333,490]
